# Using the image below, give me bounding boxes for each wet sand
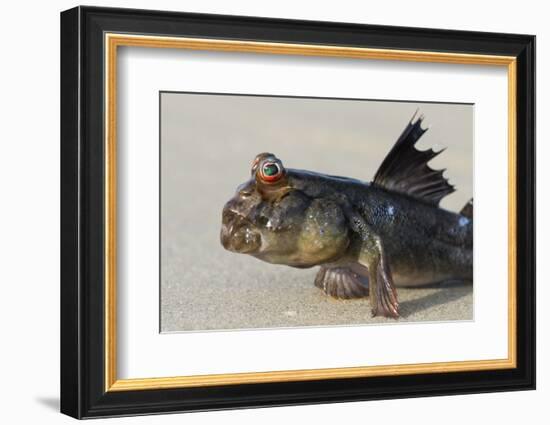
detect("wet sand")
[160,93,473,332]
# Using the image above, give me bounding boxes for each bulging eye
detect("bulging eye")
[260,161,283,182]
[251,152,274,175]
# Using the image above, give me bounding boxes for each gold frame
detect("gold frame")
[104,33,517,392]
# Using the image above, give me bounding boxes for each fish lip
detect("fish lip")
[220,208,261,253]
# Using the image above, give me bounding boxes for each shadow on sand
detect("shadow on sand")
[398,281,472,318]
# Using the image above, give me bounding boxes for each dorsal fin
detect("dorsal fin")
[460,198,473,219]
[372,112,455,206]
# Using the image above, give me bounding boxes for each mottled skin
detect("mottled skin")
[220,153,472,318]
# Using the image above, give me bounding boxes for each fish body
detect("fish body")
[285,170,473,286]
[220,114,473,318]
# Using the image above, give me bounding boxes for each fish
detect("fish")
[220,113,473,318]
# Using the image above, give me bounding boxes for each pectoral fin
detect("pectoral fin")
[345,208,399,318]
[314,267,369,299]
[324,193,399,318]
[364,241,399,318]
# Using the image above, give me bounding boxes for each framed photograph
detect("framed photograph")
[60,6,535,419]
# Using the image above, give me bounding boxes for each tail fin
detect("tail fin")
[460,198,473,219]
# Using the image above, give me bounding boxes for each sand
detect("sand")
[161,250,472,332]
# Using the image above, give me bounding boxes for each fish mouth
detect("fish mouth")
[220,209,261,254]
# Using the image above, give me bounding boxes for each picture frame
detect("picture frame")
[60,5,535,419]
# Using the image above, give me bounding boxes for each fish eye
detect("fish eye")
[260,161,283,183]
[251,152,274,175]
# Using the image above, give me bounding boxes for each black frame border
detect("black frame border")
[61,6,535,419]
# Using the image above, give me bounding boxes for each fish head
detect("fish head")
[220,153,308,260]
[220,153,349,267]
